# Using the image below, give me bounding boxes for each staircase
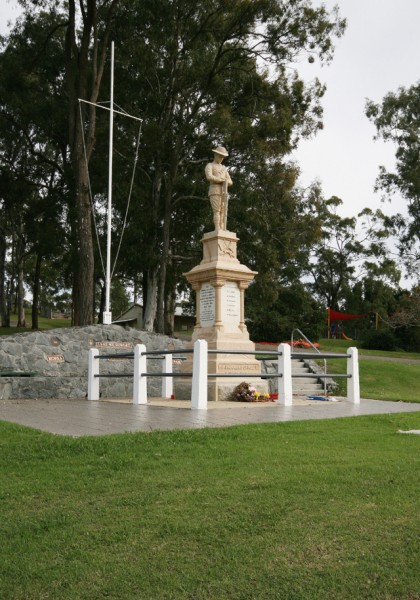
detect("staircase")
[291,357,325,397]
[261,356,326,398]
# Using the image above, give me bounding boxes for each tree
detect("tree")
[247,281,325,343]
[2,0,346,332]
[307,198,398,309]
[366,82,420,279]
[0,10,69,327]
[12,0,119,325]
[111,0,346,333]
[388,287,420,329]
[64,0,119,325]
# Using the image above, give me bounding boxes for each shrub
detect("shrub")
[360,328,399,351]
[393,326,420,352]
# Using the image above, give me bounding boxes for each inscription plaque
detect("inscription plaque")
[217,363,260,373]
[47,355,65,363]
[222,282,240,324]
[200,283,215,327]
[95,341,132,349]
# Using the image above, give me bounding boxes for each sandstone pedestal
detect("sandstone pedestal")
[176,229,268,401]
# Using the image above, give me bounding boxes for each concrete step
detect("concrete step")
[292,359,326,396]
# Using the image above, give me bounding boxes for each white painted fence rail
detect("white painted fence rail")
[87,345,175,403]
[87,343,360,409]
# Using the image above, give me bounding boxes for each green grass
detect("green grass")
[318,340,420,402]
[326,358,420,402]
[319,338,420,360]
[1,415,420,599]
[0,315,71,335]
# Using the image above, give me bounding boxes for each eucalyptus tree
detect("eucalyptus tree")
[0,9,69,326]
[11,0,119,325]
[307,197,399,310]
[366,82,420,280]
[111,0,346,332]
[2,0,346,332]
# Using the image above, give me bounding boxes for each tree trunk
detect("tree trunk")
[156,200,171,333]
[65,0,117,325]
[73,154,95,325]
[17,266,26,327]
[143,268,158,332]
[5,281,11,327]
[16,222,26,327]
[32,253,42,330]
[97,280,106,323]
[156,148,180,333]
[0,226,7,327]
[142,165,163,332]
[164,281,176,336]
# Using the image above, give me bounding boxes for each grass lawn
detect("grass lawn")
[317,341,420,402]
[1,414,420,599]
[324,357,420,402]
[319,338,420,360]
[0,316,70,336]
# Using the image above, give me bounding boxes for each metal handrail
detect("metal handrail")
[291,328,327,395]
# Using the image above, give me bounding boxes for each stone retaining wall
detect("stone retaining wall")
[0,325,185,400]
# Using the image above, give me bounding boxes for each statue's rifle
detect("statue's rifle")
[222,178,229,230]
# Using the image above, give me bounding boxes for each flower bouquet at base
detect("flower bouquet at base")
[228,382,275,402]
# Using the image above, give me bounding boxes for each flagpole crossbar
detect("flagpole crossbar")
[78,98,143,122]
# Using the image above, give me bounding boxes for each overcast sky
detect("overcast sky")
[2,0,418,223]
[293,0,420,220]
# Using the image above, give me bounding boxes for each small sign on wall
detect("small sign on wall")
[95,341,133,349]
[46,355,65,363]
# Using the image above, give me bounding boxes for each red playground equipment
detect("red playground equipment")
[327,307,377,339]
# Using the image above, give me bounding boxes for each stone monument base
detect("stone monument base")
[175,376,269,403]
[178,228,269,401]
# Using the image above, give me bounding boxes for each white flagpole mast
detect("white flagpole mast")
[103,41,114,325]
[78,43,141,327]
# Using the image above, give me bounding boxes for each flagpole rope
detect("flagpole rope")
[111,121,142,278]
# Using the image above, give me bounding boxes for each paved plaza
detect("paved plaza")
[1,396,420,437]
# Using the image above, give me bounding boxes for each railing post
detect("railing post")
[191,339,208,409]
[133,344,147,405]
[278,343,292,406]
[88,348,100,400]
[162,353,173,398]
[347,347,360,404]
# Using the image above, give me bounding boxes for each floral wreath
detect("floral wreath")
[229,382,275,402]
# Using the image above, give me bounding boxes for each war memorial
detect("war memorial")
[177,146,269,401]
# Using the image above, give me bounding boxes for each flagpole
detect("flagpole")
[103,41,114,325]
[78,43,141,327]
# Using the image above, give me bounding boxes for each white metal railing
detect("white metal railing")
[88,341,360,409]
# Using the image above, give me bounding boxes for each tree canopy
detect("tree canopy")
[1,0,349,333]
[4,1,413,346]
[366,82,420,278]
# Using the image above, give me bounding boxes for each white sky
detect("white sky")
[293,0,420,220]
[1,1,21,32]
[1,1,418,222]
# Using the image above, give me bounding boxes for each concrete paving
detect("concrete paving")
[1,396,420,436]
